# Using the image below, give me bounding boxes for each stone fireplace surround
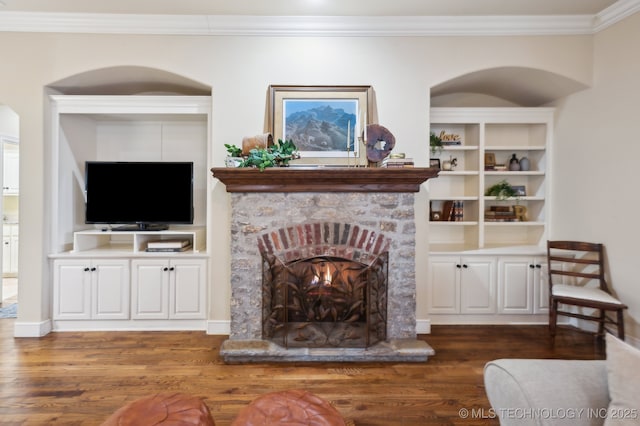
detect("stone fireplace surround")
[211,167,438,362]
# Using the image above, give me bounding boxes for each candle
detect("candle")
[363,114,367,142]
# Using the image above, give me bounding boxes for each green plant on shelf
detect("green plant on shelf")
[224,143,243,158]
[485,180,520,200]
[430,131,443,155]
[225,139,300,171]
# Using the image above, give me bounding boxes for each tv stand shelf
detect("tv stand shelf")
[72,228,205,254]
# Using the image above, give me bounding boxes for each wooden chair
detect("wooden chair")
[547,240,627,341]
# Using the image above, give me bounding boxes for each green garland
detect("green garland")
[225,139,300,171]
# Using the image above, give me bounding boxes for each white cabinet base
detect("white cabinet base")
[52,319,207,332]
[52,253,207,331]
[427,251,549,325]
[427,313,549,325]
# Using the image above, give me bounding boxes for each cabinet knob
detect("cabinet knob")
[462,264,468,268]
[163,267,169,271]
[535,264,542,269]
[84,267,90,272]
[456,264,462,269]
[169,267,175,271]
[529,264,535,269]
[91,267,97,272]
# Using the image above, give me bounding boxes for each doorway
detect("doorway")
[0,105,19,312]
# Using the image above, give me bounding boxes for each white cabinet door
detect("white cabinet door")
[92,260,130,320]
[498,257,533,314]
[3,151,19,194]
[2,224,18,276]
[53,260,92,320]
[9,234,18,273]
[460,257,496,314]
[534,257,550,314]
[171,259,206,319]
[132,258,206,320]
[428,255,496,314]
[53,259,129,320]
[2,235,10,274]
[131,259,170,319]
[498,256,547,314]
[428,256,460,314]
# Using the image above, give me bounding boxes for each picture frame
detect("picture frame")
[511,185,526,196]
[268,85,373,165]
[484,152,496,169]
[429,158,441,169]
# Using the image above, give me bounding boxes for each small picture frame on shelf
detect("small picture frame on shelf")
[511,185,526,196]
[430,210,442,221]
[429,158,441,169]
[484,153,496,170]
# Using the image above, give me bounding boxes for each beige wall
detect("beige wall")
[3,23,633,336]
[553,12,640,339]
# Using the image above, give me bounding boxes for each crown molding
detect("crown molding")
[594,0,640,32]
[0,1,637,37]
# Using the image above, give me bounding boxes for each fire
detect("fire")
[309,261,334,295]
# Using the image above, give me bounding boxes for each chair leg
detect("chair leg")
[549,299,558,341]
[598,310,605,338]
[617,309,625,340]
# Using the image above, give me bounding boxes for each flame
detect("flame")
[309,261,333,294]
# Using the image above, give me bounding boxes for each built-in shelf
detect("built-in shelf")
[70,228,206,255]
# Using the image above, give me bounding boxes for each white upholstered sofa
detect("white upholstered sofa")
[484,334,640,426]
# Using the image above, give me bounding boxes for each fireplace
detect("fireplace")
[211,167,438,363]
[260,223,389,349]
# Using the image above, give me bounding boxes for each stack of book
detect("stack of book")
[381,157,414,168]
[484,206,517,222]
[146,239,192,252]
[452,200,464,221]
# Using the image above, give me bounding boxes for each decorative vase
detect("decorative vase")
[519,156,530,171]
[509,154,520,171]
[225,157,243,168]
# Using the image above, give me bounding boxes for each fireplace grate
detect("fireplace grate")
[262,253,388,349]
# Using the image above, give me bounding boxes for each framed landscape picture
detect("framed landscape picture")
[268,85,373,165]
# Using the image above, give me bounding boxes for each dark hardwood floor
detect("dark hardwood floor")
[0,319,605,425]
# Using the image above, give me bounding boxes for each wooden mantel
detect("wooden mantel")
[211,167,439,193]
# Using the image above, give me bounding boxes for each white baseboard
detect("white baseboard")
[416,319,432,334]
[206,320,230,335]
[13,320,52,337]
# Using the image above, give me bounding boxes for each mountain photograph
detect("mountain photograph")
[284,102,357,153]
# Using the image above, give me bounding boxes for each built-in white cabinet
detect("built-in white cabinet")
[3,224,18,276]
[427,255,497,315]
[53,256,206,325]
[427,107,553,325]
[53,258,130,320]
[131,258,206,320]
[48,95,212,332]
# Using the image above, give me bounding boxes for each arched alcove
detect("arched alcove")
[48,66,211,95]
[46,65,213,334]
[430,66,589,107]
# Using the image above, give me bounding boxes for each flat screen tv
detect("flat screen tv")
[85,161,194,231]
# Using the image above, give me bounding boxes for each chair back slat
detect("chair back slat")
[547,240,607,291]
[547,255,600,266]
[549,269,602,280]
[548,240,602,252]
